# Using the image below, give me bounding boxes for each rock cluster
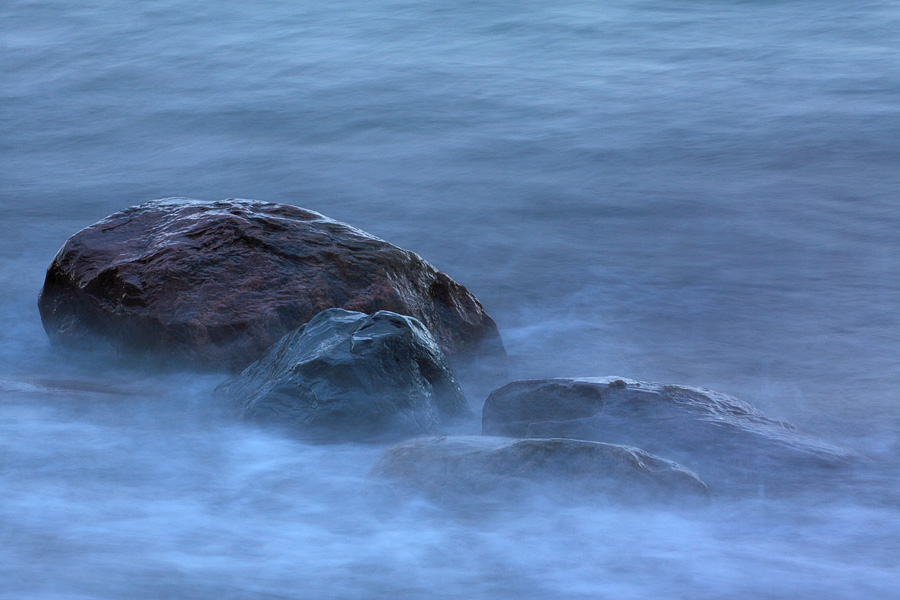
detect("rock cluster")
[38,198,854,505]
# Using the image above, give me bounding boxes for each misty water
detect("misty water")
[2,0,899,598]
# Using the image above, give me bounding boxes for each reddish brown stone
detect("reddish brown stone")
[38,198,504,371]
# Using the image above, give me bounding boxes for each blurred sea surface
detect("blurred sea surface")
[2,1,899,598]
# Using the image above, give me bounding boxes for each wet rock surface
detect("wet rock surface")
[482,377,854,492]
[369,435,709,503]
[218,309,471,442]
[38,198,503,371]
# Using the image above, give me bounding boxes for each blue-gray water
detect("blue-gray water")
[2,1,899,598]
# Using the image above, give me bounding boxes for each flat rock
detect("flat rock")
[218,309,471,442]
[38,198,504,370]
[482,377,854,492]
[369,435,708,503]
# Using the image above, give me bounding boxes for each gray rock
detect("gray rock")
[482,377,854,492]
[218,309,471,442]
[369,435,709,503]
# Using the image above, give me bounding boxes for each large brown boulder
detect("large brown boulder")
[38,198,503,371]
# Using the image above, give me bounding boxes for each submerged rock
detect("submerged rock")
[369,435,708,503]
[38,198,504,371]
[482,377,854,492]
[218,309,471,442]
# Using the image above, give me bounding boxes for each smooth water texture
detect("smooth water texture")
[2,1,899,598]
